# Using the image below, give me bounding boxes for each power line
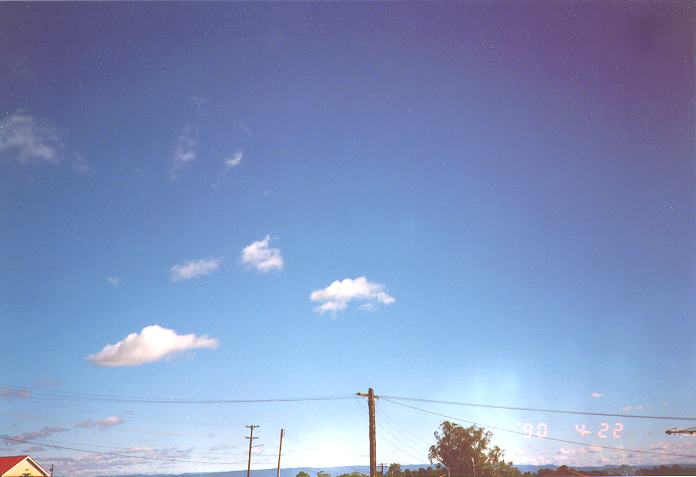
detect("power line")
[381,395,696,422]
[376,416,427,460]
[378,432,425,465]
[3,435,278,458]
[0,415,223,439]
[0,384,354,404]
[381,398,696,460]
[0,395,239,429]
[354,393,426,465]
[1,434,253,465]
[357,404,424,465]
[7,382,693,422]
[375,405,432,448]
[374,408,428,459]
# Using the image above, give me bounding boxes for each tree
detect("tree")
[317,471,332,477]
[388,464,402,476]
[297,472,310,477]
[428,421,520,477]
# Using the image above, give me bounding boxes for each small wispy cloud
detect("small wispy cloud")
[4,426,69,446]
[622,404,645,412]
[170,258,221,281]
[75,416,125,429]
[224,150,243,169]
[21,446,46,453]
[87,324,219,367]
[170,124,197,179]
[0,387,31,400]
[174,125,196,164]
[208,444,236,452]
[232,119,252,141]
[241,235,283,272]
[106,277,120,286]
[590,392,604,399]
[72,153,90,175]
[190,96,207,111]
[310,276,395,315]
[46,446,197,477]
[0,110,64,164]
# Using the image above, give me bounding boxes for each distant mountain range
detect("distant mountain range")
[104,462,696,477]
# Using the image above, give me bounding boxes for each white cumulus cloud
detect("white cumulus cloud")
[87,325,219,367]
[106,277,120,286]
[224,150,243,169]
[170,258,221,281]
[241,235,283,272]
[0,110,64,164]
[310,276,395,315]
[591,392,604,399]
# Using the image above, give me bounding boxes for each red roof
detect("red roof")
[0,456,29,475]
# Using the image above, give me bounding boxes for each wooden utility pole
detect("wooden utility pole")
[368,388,377,477]
[277,428,284,477]
[246,425,259,477]
[357,388,377,477]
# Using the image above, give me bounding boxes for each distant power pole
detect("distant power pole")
[379,463,386,476]
[246,425,259,477]
[50,465,54,477]
[277,428,284,477]
[357,388,378,477]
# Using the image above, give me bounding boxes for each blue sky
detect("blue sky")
[1,2,695,476]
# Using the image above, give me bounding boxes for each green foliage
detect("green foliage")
[336,472,367,477]
[388,464,402,476]
[428,421,521,477]
[531,464,696,476]
[408,466,449,477]
[316,471,332,477]
[296,472,310,477]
